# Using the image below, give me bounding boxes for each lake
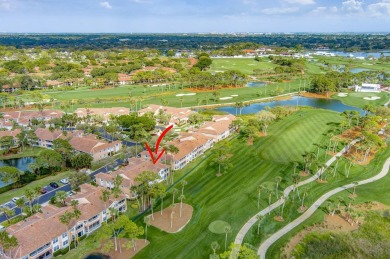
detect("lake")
[85,253,110,259]
[247,82,267,87]
[311,50,390,59]
[0,157,35,188]
[216,96,364,115]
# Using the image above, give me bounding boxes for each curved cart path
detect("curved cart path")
[258,157,390,259]
[234,140,358,248]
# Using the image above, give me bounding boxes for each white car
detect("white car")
[59,178,69,184]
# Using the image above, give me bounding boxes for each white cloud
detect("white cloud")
[0,0,11,10]
[284,0,315,5]
[368,1,390,16]
[131,0,152,4]
[260,7,299,15]
[100,1,112,9]
[342,0,363,12]
[312,6,338,13]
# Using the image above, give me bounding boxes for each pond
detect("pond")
[216,96,365,115]
[0,157,35,188]
[349,68,371,74]
[247,82,267,87]
[85,253,110,259]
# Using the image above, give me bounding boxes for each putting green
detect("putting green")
[208,220,231,234]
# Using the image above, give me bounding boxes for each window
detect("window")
[62,233,68,239]
[63,240,68,247]
[52,237,58,244]
[53,245,60,252]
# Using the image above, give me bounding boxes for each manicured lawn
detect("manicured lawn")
[264,146,390,258]
[0,147,45,160]
[46,81,306,111]
[210,58,277,74]
[131,109,342,258]
[0,170,75,204]
[332,91,389,108]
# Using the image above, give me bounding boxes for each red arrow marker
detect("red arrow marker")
[145,125,173,164]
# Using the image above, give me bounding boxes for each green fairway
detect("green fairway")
[130,109,341,259]
[63,108,341,259]
[332,91,389,108]
[45,81,306,111]
[258,110,341,163]
[210,58,277,74]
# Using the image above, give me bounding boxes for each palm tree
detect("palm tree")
[345,160,354,178]
[179,194,185,218]
[171,188,179,205]
[170,204,176,229]
[24,188,37,214]
[211,241,220,255]
[71,200,81,248]
[144,215,151,242]
[267,187,273,215]
[167,145,179,183]
[300,187,309,211]
[15,197,26,214]
[160,192,166,215]
[55,191,68,207]
[275,176,282,199]
[257,184,265,209]
[59,211,74,252]
[150,198,155,220]
[1,207,15,223]
[352,181,359,196]
[100,189,111,222]
[180,180,187,196]
[224,225,232,251]
[332,156,340,177]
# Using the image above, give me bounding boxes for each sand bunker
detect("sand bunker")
[176,93,196,97]
[337,93,348,97]
[231,95,239,97]
[220,97,233,100]
[363,96,381,100]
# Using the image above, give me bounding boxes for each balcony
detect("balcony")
[29,243,51,258]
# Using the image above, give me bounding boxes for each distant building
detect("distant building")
[355,83,381,93]
[74,107,130,123]
[138,105,195,126]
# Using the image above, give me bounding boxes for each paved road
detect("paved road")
[0,158,125,224]
[233,140,358,249]
[258,157,390,259]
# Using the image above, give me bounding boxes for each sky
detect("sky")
[0,0,389,33]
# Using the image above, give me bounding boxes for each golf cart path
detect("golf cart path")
[258,156,390,259]
[233,139,358,247]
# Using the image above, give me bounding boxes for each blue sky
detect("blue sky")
[0,0,389,32]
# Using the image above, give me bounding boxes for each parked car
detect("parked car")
[11,197,21,203]
[49,182,59,188]
[66,191,74,197]
[40,188,48,194]
[59,178,69,184]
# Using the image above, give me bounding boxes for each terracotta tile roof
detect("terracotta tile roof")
[6,184,124,257]
[195,115,236,136]
[167,132,212,160]
[96,158,169,186]
[138,105,195,120]
[34,128,83,142]
[69,135,121,154]
[0,129,21,138]
[74,107,129,121]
